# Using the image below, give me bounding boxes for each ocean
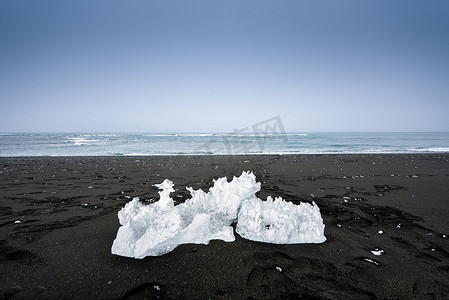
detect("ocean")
[1,132,449,157]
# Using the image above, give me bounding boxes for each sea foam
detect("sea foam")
[111,171,326,258]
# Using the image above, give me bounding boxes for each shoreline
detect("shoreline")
[1,151,449,158]
[1,154,449,298]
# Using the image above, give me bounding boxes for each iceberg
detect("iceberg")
[111,171,326,258]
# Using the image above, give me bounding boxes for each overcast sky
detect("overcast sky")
[1,0,448,133]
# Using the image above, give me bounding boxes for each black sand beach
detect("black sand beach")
[1,154,449,299]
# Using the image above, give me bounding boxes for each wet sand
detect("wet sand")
[1,154,449,299]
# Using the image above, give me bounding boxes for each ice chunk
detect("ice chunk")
[111,171,326,258]
[236,196,326,244]
[364,258,380,266]
[111,172,259,258]
[371,249,384,256]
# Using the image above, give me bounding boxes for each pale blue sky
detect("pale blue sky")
[1,0,448,132]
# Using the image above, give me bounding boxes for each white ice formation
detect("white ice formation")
[111,171,326,258]
[371,249,385,256]
[236,196,326,244]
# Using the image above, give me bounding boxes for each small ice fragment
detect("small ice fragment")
[310,193,315,198]
[364,258,379,266]
[443,234,447,238]
[337,224,342,228]
[88,186,93,189]
[431,248,436,252]
[81,203,88,207]
[276,266,282,272]
[378,230,383,234]
[412,175,419,178]
[14,220,21,224]
[125,196,131,199]
[371,249,384,256]
[154,285,160,291]
[396,224,401,228]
